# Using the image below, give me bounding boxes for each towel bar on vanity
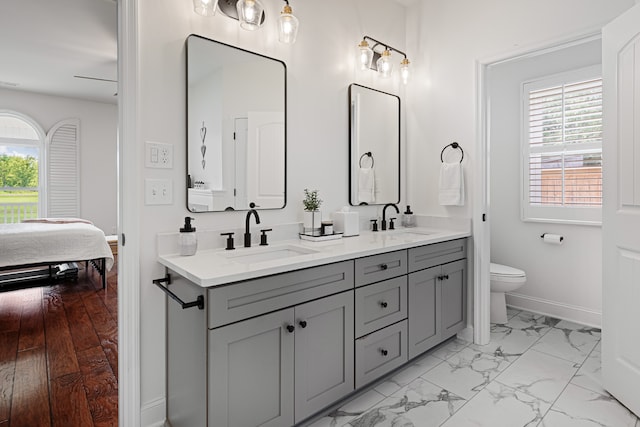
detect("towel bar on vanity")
[440,142,464,163]
[153,273,205,310]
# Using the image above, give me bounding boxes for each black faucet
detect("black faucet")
[381,203,399,231]
[244,202,261,247]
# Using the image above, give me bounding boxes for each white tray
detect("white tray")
[299,232,343,242]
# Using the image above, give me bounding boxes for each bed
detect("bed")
[0,219,114,289]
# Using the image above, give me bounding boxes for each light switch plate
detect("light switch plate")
[145,141,173,169]
[145,178,173,205]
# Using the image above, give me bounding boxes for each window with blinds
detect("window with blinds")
[522,66,602,225]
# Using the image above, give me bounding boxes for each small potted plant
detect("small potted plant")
[302,188,322,235]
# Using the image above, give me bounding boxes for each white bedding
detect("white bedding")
[0,222,114,271]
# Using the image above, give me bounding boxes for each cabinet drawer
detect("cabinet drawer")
[355,320,408,388]
[207,260,354,328]
[355,250,407,287]
[408,239,467,273]
[355,276,407,338]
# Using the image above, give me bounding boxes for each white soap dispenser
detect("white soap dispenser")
[179,217,197,256]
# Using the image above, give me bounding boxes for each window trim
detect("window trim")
[520,65,603,226]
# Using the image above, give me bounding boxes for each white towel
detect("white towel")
[439,162,465,206]
[358,167,375,204]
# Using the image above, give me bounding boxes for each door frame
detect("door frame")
[474,30,602,346]
[118,0,141,425]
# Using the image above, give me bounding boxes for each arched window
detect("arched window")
[0,112,46,223]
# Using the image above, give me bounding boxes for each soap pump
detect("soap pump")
[179,217,197,256]
[402,205,415,228]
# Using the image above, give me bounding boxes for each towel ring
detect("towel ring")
[359,152,374,168]
[440,142,464,163]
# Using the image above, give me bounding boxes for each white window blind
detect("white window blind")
[47,119,80,218]
[522,66,602,225]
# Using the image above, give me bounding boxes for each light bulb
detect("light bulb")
[193,0,218,16]
[357,40,373,71]
[278,4,299,44]
[400,58,410,84]
[376,49,393,78]
[237,0,264,31]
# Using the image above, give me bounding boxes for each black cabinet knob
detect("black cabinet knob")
[286,325,295,333]
[298,320,307,328]
[380,301,388,308]
[380,348,388,356]
[380,264,388,270]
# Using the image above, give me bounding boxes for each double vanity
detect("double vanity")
[157,227,469,427]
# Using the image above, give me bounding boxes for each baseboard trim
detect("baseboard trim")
[457,326,474,343]
[141,397,166,427]
[506,292,601,328]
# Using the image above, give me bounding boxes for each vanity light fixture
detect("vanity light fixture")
[193,0,219,16]
[357,36,411,83]
[195,0,299,44]
[237,0,265,30]
[277,0,299,44]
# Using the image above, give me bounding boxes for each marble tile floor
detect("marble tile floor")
[305,308,640,427]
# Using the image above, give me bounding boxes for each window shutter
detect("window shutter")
[525,76,602,209]
[47,119,80,218]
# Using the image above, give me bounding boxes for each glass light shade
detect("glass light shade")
[193,0,218,16]
[400,58,410,84]
[376,49,393,78]
[278,5,299,44]
[237,0,265,31]
[357,40,374,71]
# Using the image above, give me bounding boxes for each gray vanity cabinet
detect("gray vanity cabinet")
[408,255,467,359]
[164,237,468,427]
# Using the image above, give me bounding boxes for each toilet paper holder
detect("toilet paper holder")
[540,233,564,242]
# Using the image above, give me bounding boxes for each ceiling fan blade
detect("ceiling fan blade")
[73,75,117,83]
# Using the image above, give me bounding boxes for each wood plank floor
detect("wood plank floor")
[0,260,118,427]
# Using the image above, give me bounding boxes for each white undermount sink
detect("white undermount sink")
[223,244,319,264]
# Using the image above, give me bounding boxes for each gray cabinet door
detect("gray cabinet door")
[209,309,295,427]
[294,292,354,423]
[408,265,441,359]
[441,259,467,340]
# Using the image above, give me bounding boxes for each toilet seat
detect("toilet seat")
[490,263,526,283]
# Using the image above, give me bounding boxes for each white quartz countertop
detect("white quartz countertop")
[157,227,470,288]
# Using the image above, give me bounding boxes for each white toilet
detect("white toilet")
[490,263,526,324]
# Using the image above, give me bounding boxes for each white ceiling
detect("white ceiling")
[0,0,118,105]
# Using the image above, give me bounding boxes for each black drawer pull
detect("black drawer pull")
[379,301,388,308]
[153,274,204,310]
[298,320,307,328]
[443,274,449,280]
[286,325,295,333]
[380,263,388,270]
[380,348,388,356]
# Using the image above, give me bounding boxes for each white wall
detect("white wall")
[136,0,407,420]
[489,39,603,326]
[0,87,117,233]
[403,0,636,219]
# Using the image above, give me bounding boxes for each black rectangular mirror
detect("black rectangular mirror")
[186,34,286,212]
[348,84,400,206]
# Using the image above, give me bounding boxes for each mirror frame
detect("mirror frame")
[348,83,401,206]
[186,34,287,212]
